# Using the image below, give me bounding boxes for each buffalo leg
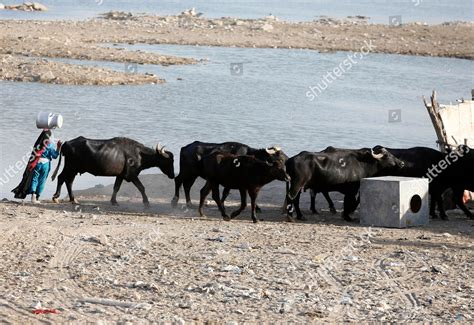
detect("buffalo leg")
[230,188,247,219]
[221,187,231,202]
[248,188,260,223]
[294,191,306,221]
[183,176,197,208]
[310,189,318,214]
[171,174,183,208]
[131,178,149,208]
[198,181,212,217]
[65,174,78,204]
[342,194,358,222]
[429,193,439,219]
[111,177,123,206]
[434,192,448,220]
[453,188,474,219]
[223,187,261,212]
[211,183,230,221]
[52,171,67,202]
[323,192,337,214]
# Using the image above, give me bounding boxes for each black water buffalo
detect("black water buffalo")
[435,145,474,219]
[198,152,290,223]
[171,141,288,208]
[286,146,405,221]
[51,137,174,206]
[309,146,474,220]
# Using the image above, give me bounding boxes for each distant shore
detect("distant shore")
[0,12,472,85]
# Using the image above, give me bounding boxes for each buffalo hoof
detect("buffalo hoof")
[144,202,151,209]
[223,215,231,221]
[252,217,258,223]
[230,210,241,218]
[330,207,337,214]
[171,197,178,208]
[297,215,307,221]
[255,206,262,213]
[343,215,353,222]
[111,201,119,206]
[440,214,449,221]
[52,197,60,204]
[286,215,296,223]
[71,199,80,205]
[187,202,194,209]
[310,209,319,215]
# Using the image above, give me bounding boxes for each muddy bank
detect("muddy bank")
[0,13,472,85]
[0,54,164,85]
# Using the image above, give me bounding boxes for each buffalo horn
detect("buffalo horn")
[371,149,385,160]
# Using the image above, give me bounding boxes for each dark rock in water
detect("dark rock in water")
[100,11,135,20]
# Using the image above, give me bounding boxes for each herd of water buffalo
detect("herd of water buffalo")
[50,136,474,223]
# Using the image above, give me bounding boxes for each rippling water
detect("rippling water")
[0,0,472,23]
[0,44,472,198]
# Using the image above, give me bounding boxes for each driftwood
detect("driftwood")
[79,297,151,309]
[423,90,449,152]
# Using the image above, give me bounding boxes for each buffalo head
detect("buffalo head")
[156,143,175,179]
[261,146,289,165]
[371,145,405,170]
[266,158,291,183]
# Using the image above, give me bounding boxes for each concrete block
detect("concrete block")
[360,176,429,228]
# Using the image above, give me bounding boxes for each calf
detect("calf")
[172,141,287,208]
[198,153,290,223]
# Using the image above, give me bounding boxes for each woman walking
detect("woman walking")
[12,129,62,204]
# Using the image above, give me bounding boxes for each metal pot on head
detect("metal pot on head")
[36,112,63,129]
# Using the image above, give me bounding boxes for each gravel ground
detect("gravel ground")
[0,174,472,323]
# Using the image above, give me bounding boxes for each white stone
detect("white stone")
[360,176,429,228]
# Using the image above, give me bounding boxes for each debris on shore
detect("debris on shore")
[1,2,48,11]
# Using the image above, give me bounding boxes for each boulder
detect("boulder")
[261,23,274,32]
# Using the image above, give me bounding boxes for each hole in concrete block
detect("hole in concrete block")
[410,195,422,213]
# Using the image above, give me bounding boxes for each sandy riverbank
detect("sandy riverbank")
[0,174,473,322]
[0,12,472,85]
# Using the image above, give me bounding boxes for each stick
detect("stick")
[79,297,151,309]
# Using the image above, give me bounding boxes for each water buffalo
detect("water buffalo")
[198,152,290,223]
[286,146,405,222]
[436,145,474,219]
[171,141,288,208]
[309,146,474,220]
[51,136,174,206]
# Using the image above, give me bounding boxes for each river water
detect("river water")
[0,0,472,23]
[1,42,472,198]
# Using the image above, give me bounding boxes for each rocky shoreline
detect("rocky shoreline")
[0,2,48,12]
[0,11,472,85]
